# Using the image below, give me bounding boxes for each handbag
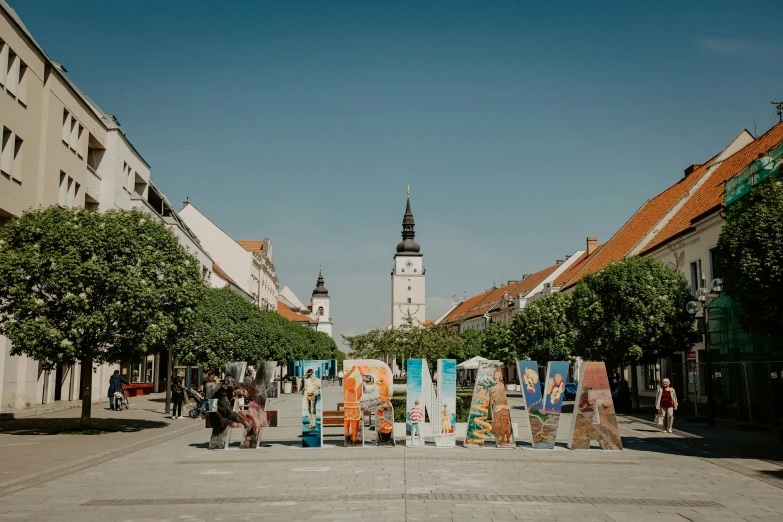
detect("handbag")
[654,409,664,426]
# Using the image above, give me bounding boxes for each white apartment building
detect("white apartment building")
[178,203,279,309]
[0,0,220,410]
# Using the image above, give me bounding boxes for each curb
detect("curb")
[0,421,203,498]
[0,399,109,421]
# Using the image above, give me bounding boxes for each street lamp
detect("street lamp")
[686,277,723,428]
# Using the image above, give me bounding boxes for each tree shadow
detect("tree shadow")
[0,417,168,435]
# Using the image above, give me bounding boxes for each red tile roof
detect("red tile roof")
[441,262,562,324]
[277,300,316,324]
[641,122,783,254]
[212,263,238,287]
[236,240,264,253]
[558,159,717,289]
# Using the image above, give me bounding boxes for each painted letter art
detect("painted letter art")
[204,358,623,453]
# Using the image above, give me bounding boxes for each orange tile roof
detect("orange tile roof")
[641,121,783,254]
[425,319,436,327]
[441,263,562,324]
[558,159,717,289]
[553,249,596,286]
[212,263,238,287]
[277,300,316,324]
[236,240,264,253]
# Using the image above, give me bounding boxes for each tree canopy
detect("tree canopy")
[175,287,339,371]
[511,292,574,365]
[716,178,783,338]
[0,207,205,427]
[569,257,696,369]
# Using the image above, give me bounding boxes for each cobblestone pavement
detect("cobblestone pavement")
[0,382,781,521]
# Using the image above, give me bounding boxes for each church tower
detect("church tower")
[391,187,426,327]
[311,268,333,338]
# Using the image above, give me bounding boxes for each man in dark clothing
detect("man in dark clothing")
[108,370,129,411]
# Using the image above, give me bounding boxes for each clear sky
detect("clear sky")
[13,1,783,345]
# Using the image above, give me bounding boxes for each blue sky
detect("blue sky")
[13,1,783,345]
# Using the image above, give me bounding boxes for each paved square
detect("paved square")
[0,383,781,521]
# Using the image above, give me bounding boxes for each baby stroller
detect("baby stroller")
[187,387,206,419]
[113,387,129,411]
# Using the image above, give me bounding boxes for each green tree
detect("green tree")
[481,321,516,366]
[0,208,204,427]
[716,178,783,338]
[511,292,574,365]
[175,287,266,372]
[570,257,696,408]
[455,328,484,361]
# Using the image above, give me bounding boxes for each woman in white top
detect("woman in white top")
[655,378,678,433]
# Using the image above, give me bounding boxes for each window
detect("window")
[11,134,22,181]
[87,134,105,172]
[1,127,12,176]
[0,40,7,86]
[62,110,71,144]
[407,286,411,291]
[643,363,661,391]
[5,50,19,98]
[76,125,84,158]
[407,298,412,304]
[58,172,67,206]
[400,269,404,273]
[318,306,324,316]
[709,248,719,281]
[413,268,417,273]
[69,117,78,151]
[121,354,156,384]
[689,260,702,296]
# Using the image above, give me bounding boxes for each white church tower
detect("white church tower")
[311,268,333,338]
[392,187,426,327]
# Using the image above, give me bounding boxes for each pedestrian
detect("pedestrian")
[107,369,129,411]
[655,378,678,433]
[409,399,424,445]
[337,369,344,387]
[171,375,185,419]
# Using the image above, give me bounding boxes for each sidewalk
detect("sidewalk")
[0,393,203,498]
[0,397,104,421]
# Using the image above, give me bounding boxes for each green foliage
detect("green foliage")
[511,292,574,364]
[0,207,204,369]
[455,329,484,361]
[481,321,516,365]
[716,178,783,337]
[175,287,338,371]
[342,313,464,364]
[391,390,474,422]
[569,257,696,368]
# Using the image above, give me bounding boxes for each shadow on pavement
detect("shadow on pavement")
[0,417,168,435]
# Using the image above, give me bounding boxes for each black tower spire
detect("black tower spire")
[396,186,421,255]
[312,267,328,296]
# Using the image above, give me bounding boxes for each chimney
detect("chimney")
[182,201,190,208]
[586,237,598,255]
[521,274,531,280]
[556,259,564,265]
[684,164,702,178]
[506,280,518,285]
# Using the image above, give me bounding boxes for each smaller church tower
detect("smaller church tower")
[391,186,426,327]
[311,268,333,338]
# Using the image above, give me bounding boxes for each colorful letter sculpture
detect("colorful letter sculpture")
[301,360,328,447]
[406,359,457,447]
[464,360,513,448]
[568,361,623,450]
[517,360,544,444]
[343,359,395,447]
[525,361,570,449]
[207,362,269,449]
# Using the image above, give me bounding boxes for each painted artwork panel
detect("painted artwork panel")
[464,360,513,448]
[302,360,328,448]
[406,359,425,447]
[529,361,570,449]
[516,360,542,443]
[343,359,395,447]
[434,359,457,447]
[568,361,623,450]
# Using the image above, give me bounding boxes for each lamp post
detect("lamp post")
[686,277,722,428]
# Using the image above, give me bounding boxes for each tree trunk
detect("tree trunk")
[79,357,93,429]
[630,363,640,411]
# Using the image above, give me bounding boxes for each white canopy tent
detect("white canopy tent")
[456,356,489,370]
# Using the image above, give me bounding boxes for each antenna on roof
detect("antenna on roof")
[773,101,783,123]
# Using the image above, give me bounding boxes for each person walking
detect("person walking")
[171,376,185,419]
[655,378,678,433]
[337,369,344,387]
[107,370,129,411]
